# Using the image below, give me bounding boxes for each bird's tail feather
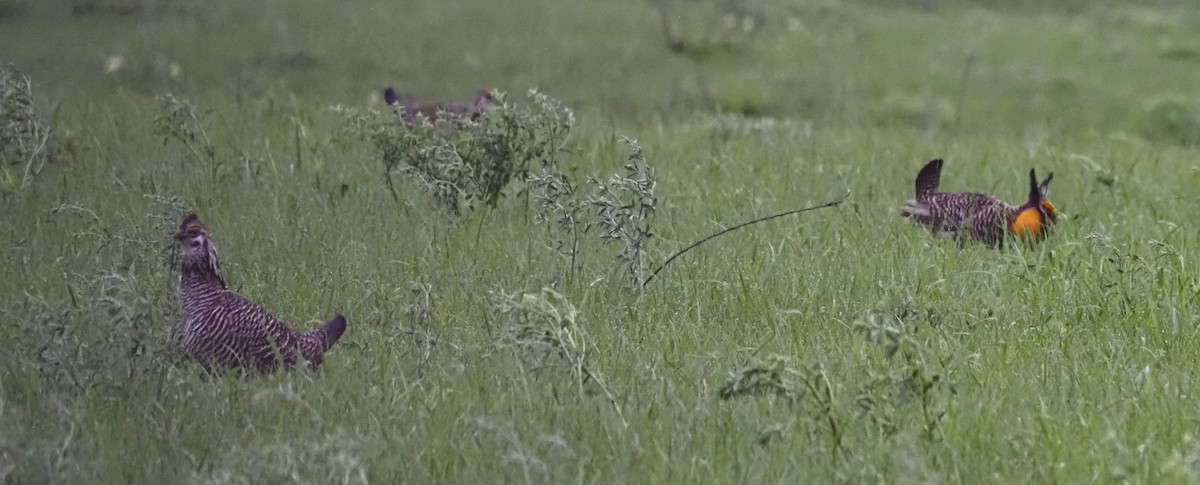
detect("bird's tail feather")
[305,314,347,354]
[899,199,930,218]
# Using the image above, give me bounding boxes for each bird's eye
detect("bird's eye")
[1041,200,1057,220]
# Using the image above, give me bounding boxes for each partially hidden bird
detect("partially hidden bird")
[382,87,494,122]
[174,213,346,373]
[899,159,1056,247]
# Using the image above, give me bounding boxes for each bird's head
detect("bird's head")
[1011,169,1056,241]
[174,213,226,287]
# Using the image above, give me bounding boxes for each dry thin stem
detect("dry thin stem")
[642,188,850,287]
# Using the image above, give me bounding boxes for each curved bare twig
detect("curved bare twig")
[642,188,850,288]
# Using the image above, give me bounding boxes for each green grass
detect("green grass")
[3,0,1200,482]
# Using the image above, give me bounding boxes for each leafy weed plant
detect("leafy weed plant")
[0,63,71,192]
[341,89,574,215]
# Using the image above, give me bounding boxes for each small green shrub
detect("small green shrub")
[716,312,957,453]
[341,89,575,215]
[653,0,758,61]
[528,162,588,279]
[853,313,956,443]
[529,137,659,287]
[1137,95,1200,147]
[153,94,223,180]
[67,0,148,16]
[585,138,657,287]
[719,353,805,403]
[1159,43,1200,61]
[0,0,26,19]
[718,354,845,457]
[492,288,625,424]
[715,87,775,117]
[4,202,190,483]
[404,281,438,374]
[0,63,71,192]
[878,92,956,130]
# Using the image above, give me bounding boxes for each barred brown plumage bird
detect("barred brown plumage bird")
[174,214,347,373]
[899,159,1056,247]
[382,87,494,122]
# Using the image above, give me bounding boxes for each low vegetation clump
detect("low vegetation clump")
[528,137,658,285]
[0,63,72,192]
[1137,95,1200,147]
[341,89,575,215]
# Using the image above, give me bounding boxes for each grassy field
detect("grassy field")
[3,0,1200,482]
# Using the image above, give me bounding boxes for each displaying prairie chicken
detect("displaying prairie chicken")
[174,213,347,373]
[899,159,1056,247]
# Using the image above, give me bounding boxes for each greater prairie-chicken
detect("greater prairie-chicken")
[382,87,494,122]
[899,159,1056,247]
[174,214,347,373]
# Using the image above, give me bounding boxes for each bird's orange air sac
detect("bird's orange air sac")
[1011,208,1044,239]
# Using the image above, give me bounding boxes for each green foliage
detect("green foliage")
[717,312,957,459]
[715,87,776,118]
[64,0,196,17]
[342,89,574,215]
[403,281,438,374]
[492,288,624,424]
[719,353,806,402]
[4,200,187,481]
[153,94,221,180]
[1137,95,1200,147]
[67,0,145,16]
[0,63,70,192]
[529,137,658,286]
[653,0,761,61]
[0,0,25,19]
[584,138,658,287]
[853,313,956,443]
[528,161,588,277]
[878,92,956,131]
